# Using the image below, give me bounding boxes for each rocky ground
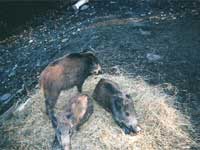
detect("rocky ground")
[0,0,200,147]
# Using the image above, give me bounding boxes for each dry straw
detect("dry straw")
[0,74,195,150]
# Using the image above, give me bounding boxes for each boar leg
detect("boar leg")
[77,81,85,93]
[52,135,61,150]
[45,91,60,128]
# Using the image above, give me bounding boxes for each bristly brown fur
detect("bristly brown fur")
[39,51,101,128]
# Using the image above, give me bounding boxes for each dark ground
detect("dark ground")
[0,0,200,148]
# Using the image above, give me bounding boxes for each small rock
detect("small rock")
[16,87,24,94]
[172,16,177,20]
[29,39,33,43]
[139,29,151,36]
[161,17,166,20]
[8,70,16,77]
[80,5,89,11]
[61,38,68,43]
[16,98,31,112]
[110,65,121,75]
[110,1,116,4]
[146,53,162,62]
[0,93,11,102]
[36,60,41,67]
[8,64,17,77]
[13,64,18,70]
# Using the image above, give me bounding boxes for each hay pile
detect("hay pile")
[0,74,195,150]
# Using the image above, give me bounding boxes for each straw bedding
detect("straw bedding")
[0,74,195,150]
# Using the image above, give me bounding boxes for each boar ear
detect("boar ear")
[82,49,89,53]
[113,98,122,109]
[82,49,95,55]
[126,94,131,99]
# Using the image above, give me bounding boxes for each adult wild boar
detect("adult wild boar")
[53,94,93,150]
[40,50,101,128]
[92,78,141,134]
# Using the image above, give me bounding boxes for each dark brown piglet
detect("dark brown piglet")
[92,78,141,134]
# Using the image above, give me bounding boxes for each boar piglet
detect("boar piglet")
[53,94,93,150]
[93,78,141,134]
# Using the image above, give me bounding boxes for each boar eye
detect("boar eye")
[66,114,72,119]
[126,94,131,99]
[125,112,130,116]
